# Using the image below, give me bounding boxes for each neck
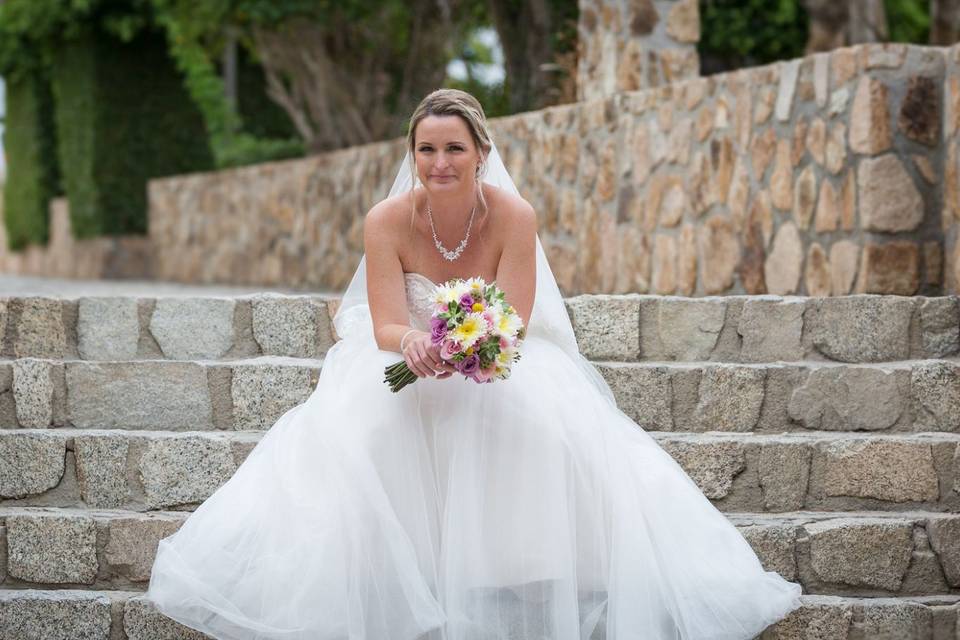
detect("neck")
[424,185,479,239]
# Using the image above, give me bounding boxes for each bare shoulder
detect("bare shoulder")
[364,192,412,235]
[484,185,537,234]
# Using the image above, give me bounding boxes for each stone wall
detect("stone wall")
[143,42,959,297]
[945,47,960,294]
[0,198,151,280]
[2,42,958,297]
[577,0,700,101]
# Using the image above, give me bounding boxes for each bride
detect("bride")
[145,89,803,639]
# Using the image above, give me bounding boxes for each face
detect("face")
[413,115,483,193]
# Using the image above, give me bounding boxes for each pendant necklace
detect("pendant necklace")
[426,199,477,262]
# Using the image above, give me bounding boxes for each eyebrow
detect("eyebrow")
[417,141,467,146]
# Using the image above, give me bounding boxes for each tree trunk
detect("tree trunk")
[486,0,556,112]
[252,4,452,153]
[802,0,889,53]
[801,0,849,53]
[930,0,960,44]
[848,0,888,43]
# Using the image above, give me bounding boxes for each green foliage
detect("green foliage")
[51,27,213,238]
[235,47,297,140]
[3,69,61,249]
[698,0,808,74]
[886,0,930,44]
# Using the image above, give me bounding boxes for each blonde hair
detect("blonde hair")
[405,89,493,236]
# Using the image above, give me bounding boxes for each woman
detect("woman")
[146,89,803,639]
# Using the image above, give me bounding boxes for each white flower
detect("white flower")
[451,312,488,349]
[494,310,523,339]
[434,281,469,307]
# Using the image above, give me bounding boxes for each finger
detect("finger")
[416,347,437,377]
[404,352,428,378]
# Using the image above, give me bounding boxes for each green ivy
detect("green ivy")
[2,69,61,249]
[51,26,213,238]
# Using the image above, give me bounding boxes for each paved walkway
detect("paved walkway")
[0,274,339,297]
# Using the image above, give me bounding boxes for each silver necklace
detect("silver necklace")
[426,199,477,262]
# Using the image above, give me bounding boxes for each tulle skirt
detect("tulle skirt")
[145,332,802,639]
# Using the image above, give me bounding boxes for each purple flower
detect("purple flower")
[459,293,474,310]
[458,354,480,375]
[430,317,448,344]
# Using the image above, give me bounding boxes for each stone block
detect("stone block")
[15,298,67,359]
[918,298,960,358]
[0,590,112,640]
[106,515,183,582]
[138,435,237,509]
[75,434,131,508]
[566,295,640,360]
[856,242,920,296]
[758,443,811,511]
[150,298,236,359]
[656,298,726,360]
[251,296,331,358]
[858,155,924,233]
[659,438,746,499]
[821,439,939,502]
[230,364,316,430]
[807,297,913,362]
[7,513,98,584]
[788,366,906,431]
[849,76,891,154]
[912,361,960,432]
[13,359,54,428]
[597,364,672,430]
[694,365,765,431]
[66,362,213,430]
[0,432,66,499]
[805,518,913,590]
[926,516,960,587]
[899,76,940,146]
[737,299,805,363]
[764,223,802,295]
[123,596,210,639]
[738,523,798,580]
[77,297,140,360]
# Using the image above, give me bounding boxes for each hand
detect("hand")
[403,331,457,379]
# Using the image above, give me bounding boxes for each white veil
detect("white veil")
[332,142,616,404]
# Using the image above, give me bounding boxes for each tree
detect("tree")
[930,0,960,43]
[485,0,577,113]
[251,2,453,152]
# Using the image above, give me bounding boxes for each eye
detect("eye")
[418,145,433,152]
[449,145,464,152]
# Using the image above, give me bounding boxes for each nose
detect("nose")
[434,151,450,170]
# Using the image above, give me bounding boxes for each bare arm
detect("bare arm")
[364,202,417,353]
[363,202,455,379]
[494,199,537,328]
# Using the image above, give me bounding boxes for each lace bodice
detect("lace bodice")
[404,272,438,332]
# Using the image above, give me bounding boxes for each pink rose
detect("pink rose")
[474,364,496,383]
[440,339,461,360]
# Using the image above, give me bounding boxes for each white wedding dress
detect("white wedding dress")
[146,266,802,639]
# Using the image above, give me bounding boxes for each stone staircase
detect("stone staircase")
[0,292,958,639]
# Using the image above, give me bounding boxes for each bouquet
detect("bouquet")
[384,276,525,392]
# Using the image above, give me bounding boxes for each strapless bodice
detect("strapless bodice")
[403,272,439,331]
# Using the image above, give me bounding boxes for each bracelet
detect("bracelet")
[399,328,418,352]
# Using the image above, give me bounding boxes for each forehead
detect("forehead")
[415,114,472,144]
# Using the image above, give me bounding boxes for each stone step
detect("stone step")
[1,507,957,599]
[5,293,959,364]
[0,588,957,640]
[4,356,959,433]
[599,359,960,434]
[1,429,957,514]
